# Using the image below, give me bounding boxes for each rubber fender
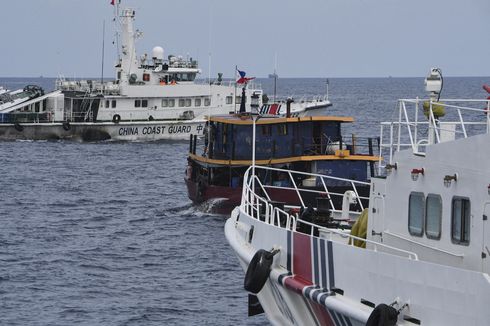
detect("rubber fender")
[366,304,398,326]
[244,249,275,294]
[62,121,71,131]
[14,123,24,132]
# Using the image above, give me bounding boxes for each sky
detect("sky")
[0,0,489,78]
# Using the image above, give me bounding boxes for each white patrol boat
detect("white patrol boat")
[0,6,265,141]
[0,5,331,142]
[225,69,490,325]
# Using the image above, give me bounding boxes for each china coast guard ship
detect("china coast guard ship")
[0,7,264,141]
[0,4,331,142]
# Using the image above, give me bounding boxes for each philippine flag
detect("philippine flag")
[236,68,255,84]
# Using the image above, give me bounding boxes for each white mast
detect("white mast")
[120,8,140,86]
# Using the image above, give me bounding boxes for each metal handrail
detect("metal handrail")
[378,98,490,174]
[240,165,419,260]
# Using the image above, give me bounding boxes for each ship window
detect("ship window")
[112,100,116,108]
[262,125,272,136]
[135,100,141,108]
[425,194,442,239]
[195,98,201,107]
[408,192,425,236]
[226,96,233,104]
[185,99,191,107]
[168,99,175,107]
[178,99,185,107]
[105,100,110,108]
[451,197,471,245]
[204,98,211,106]
[236,96,242,104]
[162,99,168,107]
[142,100,148,107]
[278,124,288,135]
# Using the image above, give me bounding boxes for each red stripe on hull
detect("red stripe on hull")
[293,232,312,282]
[283,275,313,295]
[311,303,336,326]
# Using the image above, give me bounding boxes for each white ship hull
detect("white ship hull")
[226,203,490,326]
[0,120,205,141]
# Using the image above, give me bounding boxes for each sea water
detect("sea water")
[0,76,488,325]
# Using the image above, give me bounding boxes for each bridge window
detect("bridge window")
[226,96,233,104]
[168,99,175,107]
[105,100,110,108]
[162,99,168,107]
[204,98,211,106]
[142,100,148,107]
[135,100,141,108]
[408,192,425,236]
[451,197,471,245]
[425,194,442,239]
[278,124,288,135]
[195,98,201,107]
[112,100,116,108]
[262,125,272,136]
[185,99,191,107]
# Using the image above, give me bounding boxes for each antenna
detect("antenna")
[101,20,106,88]
[273,53,277,103]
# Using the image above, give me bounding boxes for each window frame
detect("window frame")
[451,196,471,245]
[135,99,141,108]
[195,98,201,107]
[111,100,116,108]
[408,191,425,237]
[425,193,442,240]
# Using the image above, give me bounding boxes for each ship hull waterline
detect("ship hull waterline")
[0,120,206,141]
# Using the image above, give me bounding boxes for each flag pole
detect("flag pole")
[234,65,237,113]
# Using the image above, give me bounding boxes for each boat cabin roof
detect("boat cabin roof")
[208,114,354,125]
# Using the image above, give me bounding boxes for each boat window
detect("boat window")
[425,194,442,239]
[105,100,110,108]
[235,96,242,104]
[262,125,272,136]
[142,100,148,107]
[278,124,288,135]
[204,98,211,106]
[185,99,191,107]
[168,99,175,107]
[451,197,471,245]
[179,99,185,107]
[112,100,116,108]
[162,99,168,107]
[408,192,425,236]
[135,100,141,108]
[195,98,201,107]
[226,96,233,104]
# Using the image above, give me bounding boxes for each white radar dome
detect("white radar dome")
[152,46,164,60]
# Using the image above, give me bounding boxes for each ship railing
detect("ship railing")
[268,95,330,104]
[56,78,121,95]
[241,165,369,222]
[240,166,418,260]
[196,79,262,91]
[378,98,490,174]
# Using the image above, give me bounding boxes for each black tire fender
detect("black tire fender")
[366,304,398,326]
[244,249,277,294]
[112,114,121,123]
[14,123,24,132]
[62,121,71,131]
